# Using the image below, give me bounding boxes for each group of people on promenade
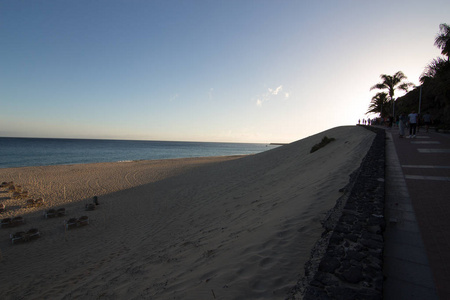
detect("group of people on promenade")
[359,112,433,138]
[358,118,374,126]
[398,111,433,138]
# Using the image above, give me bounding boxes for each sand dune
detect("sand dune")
[0,126,375,299]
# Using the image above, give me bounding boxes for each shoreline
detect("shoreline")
[0,126,376,299]
[0,137,274,170]
[0,154,249,170]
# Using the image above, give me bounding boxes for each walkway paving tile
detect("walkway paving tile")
[385,127,450,300]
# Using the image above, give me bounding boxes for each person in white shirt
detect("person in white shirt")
[408,111,418,138]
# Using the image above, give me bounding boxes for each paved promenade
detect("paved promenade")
[383,126,450,300]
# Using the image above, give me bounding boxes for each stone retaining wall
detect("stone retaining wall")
[290,126,386,299]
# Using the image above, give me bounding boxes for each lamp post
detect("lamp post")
[418,85,422,114]
[380,100,383,119]
[392,96,396,127]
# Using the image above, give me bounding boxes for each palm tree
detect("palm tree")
[422,24,450,83]
[435,23,450,60]
[420,57,448,84]
[370,71,414,119]
[367,92,389,117]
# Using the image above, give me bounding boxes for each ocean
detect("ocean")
[0,137,277,169]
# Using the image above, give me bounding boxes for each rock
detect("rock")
[296,128,385,300]
[319,256,341,273]
[341,266,363,283]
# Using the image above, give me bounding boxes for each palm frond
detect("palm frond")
[371,92,388,102]
[370,83,387,91]
[420,57,448,83]
[393,71,407,81]
[435,23,450,58]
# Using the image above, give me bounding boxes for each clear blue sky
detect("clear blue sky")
[1,1,448,143]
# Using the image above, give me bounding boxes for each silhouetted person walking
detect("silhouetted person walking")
[408,111,418,138]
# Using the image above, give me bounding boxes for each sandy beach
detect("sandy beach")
[0,126,375,299]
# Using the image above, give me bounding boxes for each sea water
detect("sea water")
[0,137,277,169]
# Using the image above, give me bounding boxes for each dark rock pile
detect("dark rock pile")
[291,127,386,299]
